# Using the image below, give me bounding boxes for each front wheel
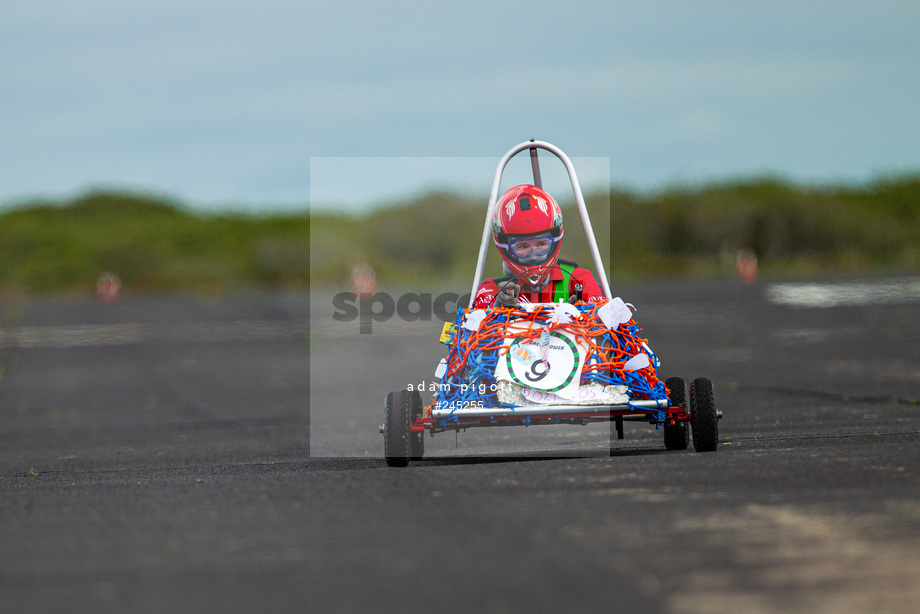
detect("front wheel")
[689,378,719,452]
[663,377,689,451]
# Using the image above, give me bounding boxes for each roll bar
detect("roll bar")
[468,140,612,306]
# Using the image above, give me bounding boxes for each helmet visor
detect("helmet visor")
[501,232,559,265]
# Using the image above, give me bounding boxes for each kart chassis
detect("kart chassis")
[382,140,720,465]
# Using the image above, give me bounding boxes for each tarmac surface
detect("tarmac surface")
[1,276,919,613]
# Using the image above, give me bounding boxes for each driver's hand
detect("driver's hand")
[496,282,521,308]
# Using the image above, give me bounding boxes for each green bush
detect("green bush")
[1,175,918,295]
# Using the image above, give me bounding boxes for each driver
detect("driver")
[473,184,605,309]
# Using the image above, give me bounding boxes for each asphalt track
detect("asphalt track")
[1,277,919,613]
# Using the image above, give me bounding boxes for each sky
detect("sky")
[2,1,919,212]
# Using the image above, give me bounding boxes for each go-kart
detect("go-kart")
[382,140,722,467]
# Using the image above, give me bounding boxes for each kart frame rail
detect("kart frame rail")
[420,400,683,435]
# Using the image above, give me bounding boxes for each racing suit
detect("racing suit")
[473,260,605,309]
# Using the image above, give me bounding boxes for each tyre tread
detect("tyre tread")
[690,378,718,452]
[384,390,412,467]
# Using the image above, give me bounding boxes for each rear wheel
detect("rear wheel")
[690,378,718,452]
[384,390,412,467]
[663,377,689,451]
[408,390,425,461]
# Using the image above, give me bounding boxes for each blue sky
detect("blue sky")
[2,1,918,212]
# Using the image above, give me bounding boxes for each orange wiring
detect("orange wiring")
[433,302,662,403]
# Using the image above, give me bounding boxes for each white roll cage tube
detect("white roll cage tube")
[468,140,613,307]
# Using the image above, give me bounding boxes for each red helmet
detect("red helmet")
[491,184,564,287]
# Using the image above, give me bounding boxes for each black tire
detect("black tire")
[408,390,425,461]
[663,377,689,451]
[690,378,718,452]
[384,390,412,467]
